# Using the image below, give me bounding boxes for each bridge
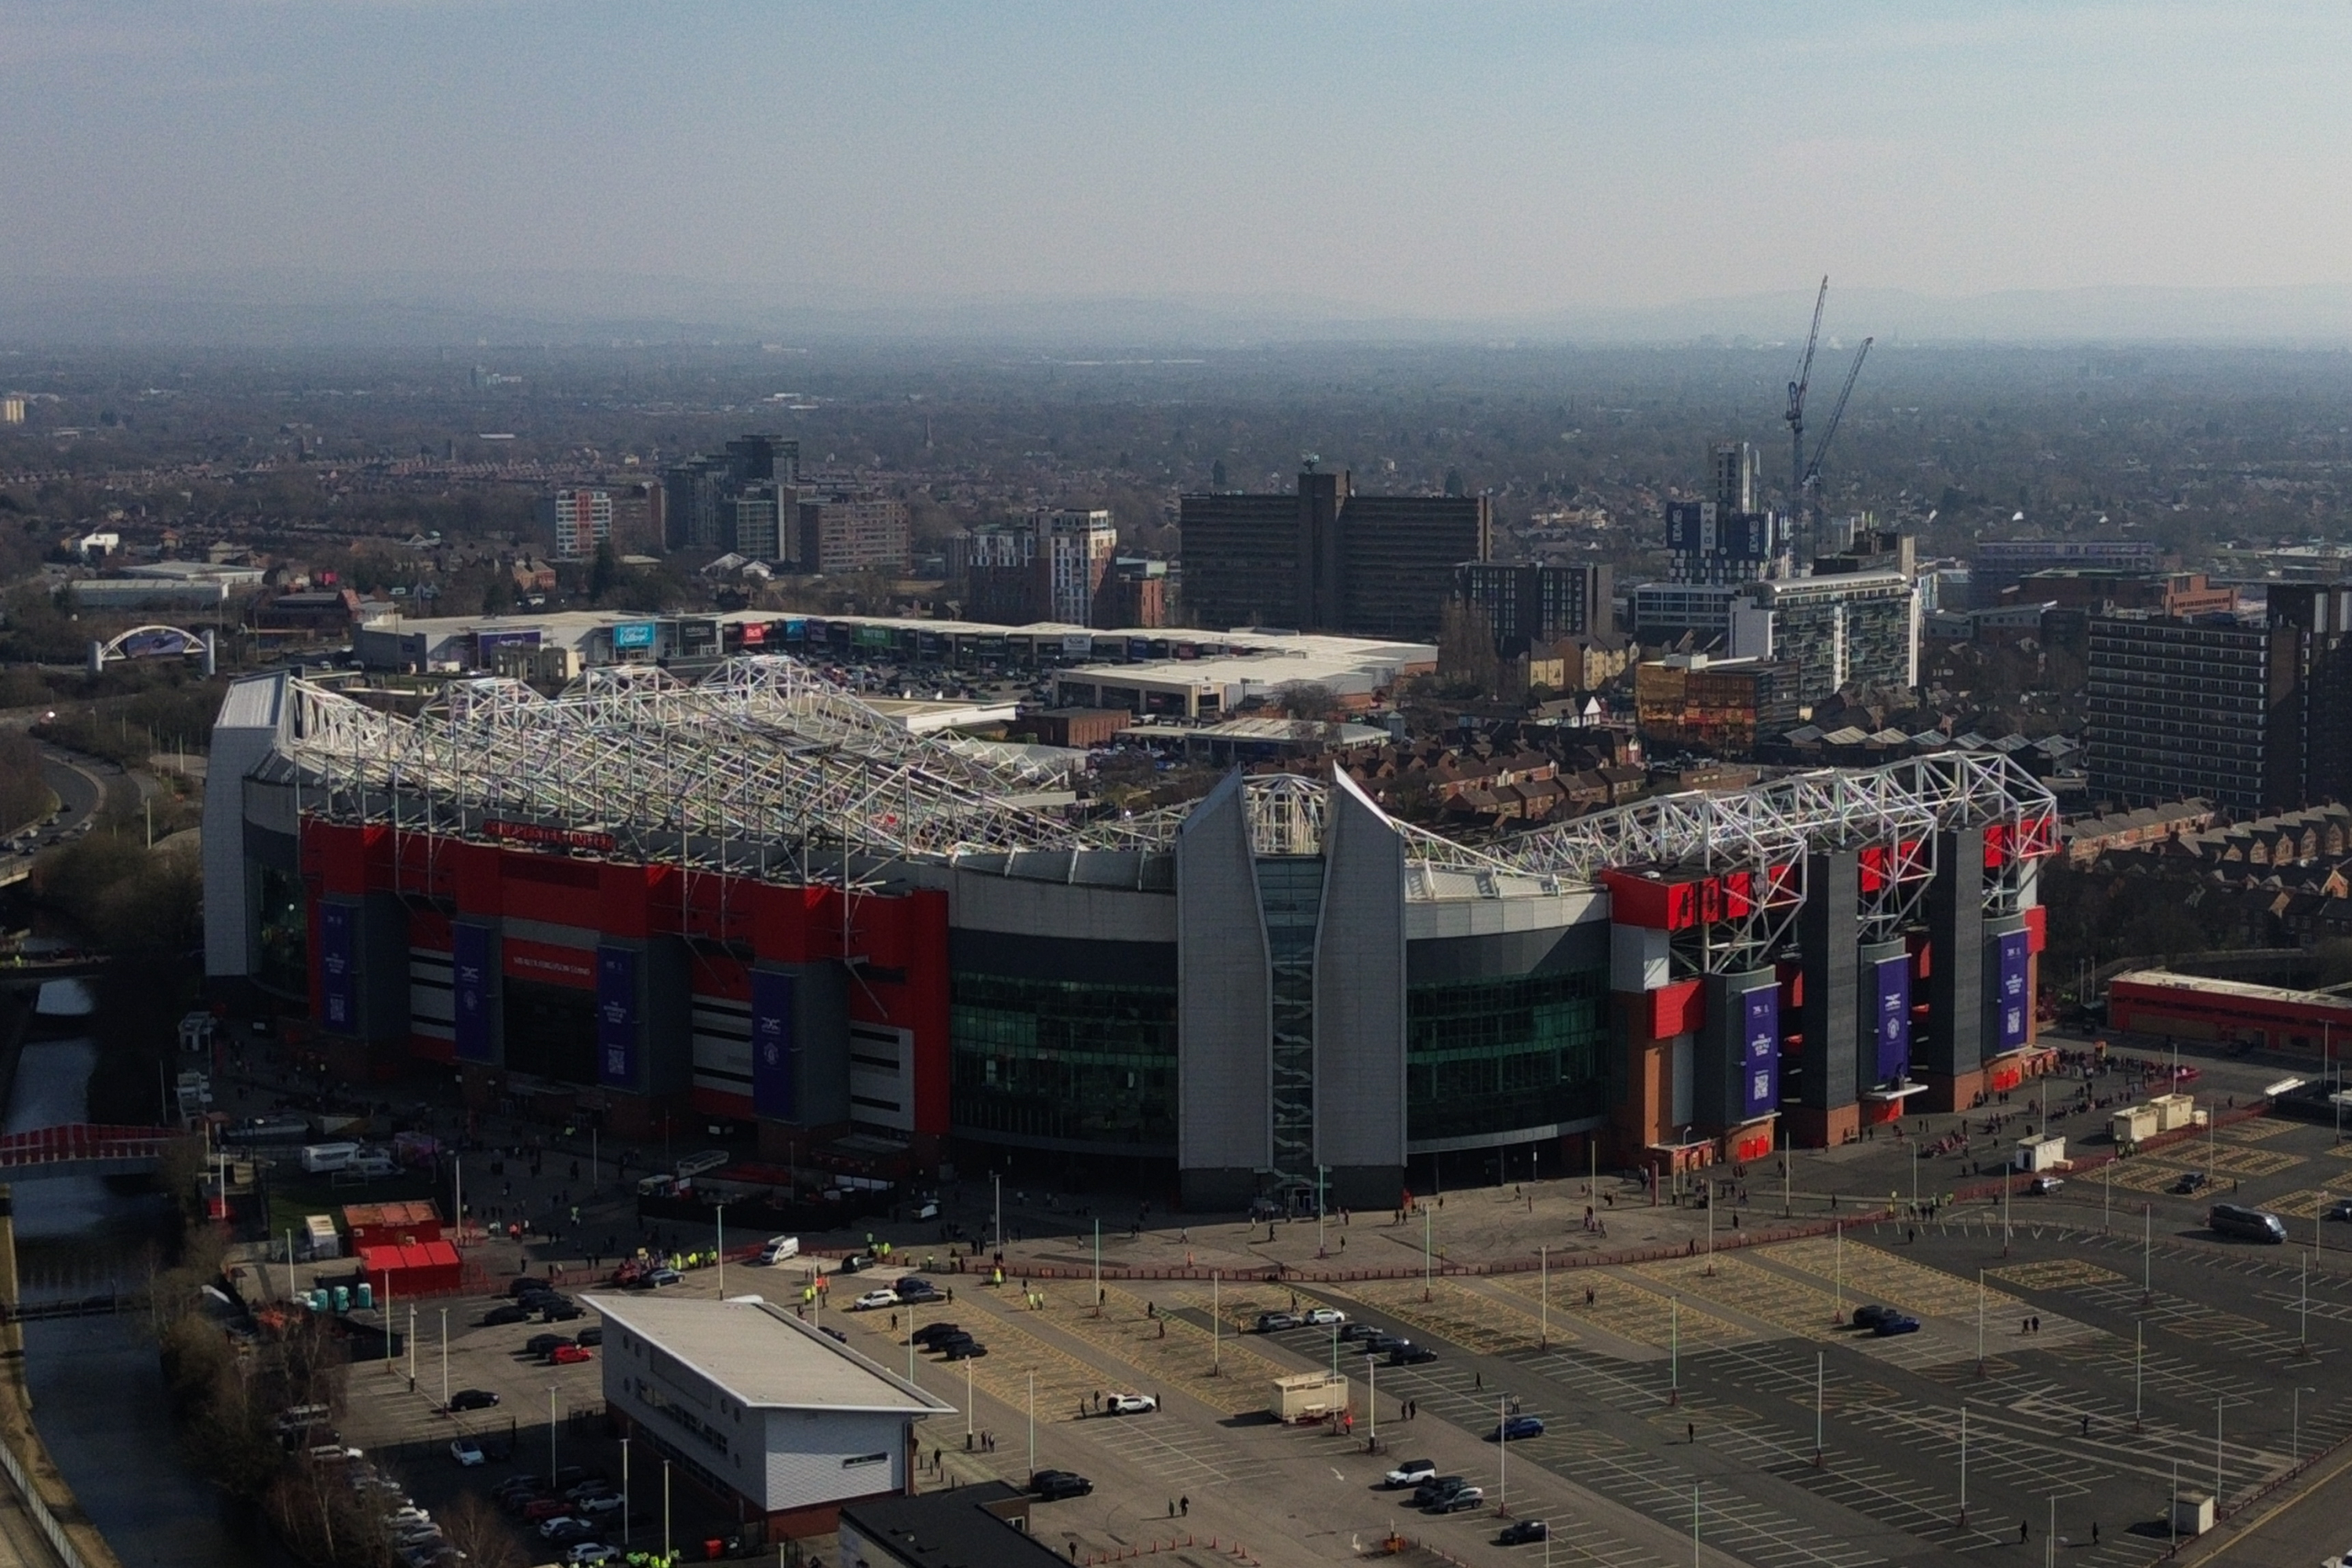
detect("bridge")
[0,1126,177,1181]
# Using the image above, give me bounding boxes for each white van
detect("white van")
[675,1149,731,1181]
[757,1236,800,1265]
[299,1142,361,1174]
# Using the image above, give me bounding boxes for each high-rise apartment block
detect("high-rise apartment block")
[1728,572,1920,702]
[1454,561,1613,655]
[659,436,801,554]
[732,483,786,562]
[951,510,1122,626]
[796,491,910,575]
[539,488,612,562]
[1663,441,1790,587]
[2088,585,2352,814]
[1179,467,1489,638]
[1039,510,1117,625]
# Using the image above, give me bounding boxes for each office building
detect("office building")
[1179,467,1490,639]
[1456,561,1613,655]
[795,492,910,575]
[2003,568,2235,618]
[727,434,800,486]
[0,396,24,425]
[840,1483,1060,1568]
[1972,539,2161,608]
[1729,572,1921,702]
[733,483,788,563]
[208,659,2054,1196]
[1633,653,1801,759]
[1096,557,1168,629]
[954,523,1036,622]
[539,489,612,563]
[662,455,736,553]
[608,480,664,554]
[587,1294,951,1539]
[1661,443,1790,588]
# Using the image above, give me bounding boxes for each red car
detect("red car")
[551,1343,593,1366]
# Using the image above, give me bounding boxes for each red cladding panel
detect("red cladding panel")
[2023,906,2047,953]
[597,863,658,939]
[1599,870,1698,931]
[452,842,503,913]
[690,949,751,1003]
[1983,823,2009,869]
[1858,844,1888,895]
[906,888,951,1136]
[408,908,452,953]
[497,852,601,927]
[1649,979,1704,1040]
[501,939,594,989]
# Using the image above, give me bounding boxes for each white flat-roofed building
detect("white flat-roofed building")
[587,1293,953,1539]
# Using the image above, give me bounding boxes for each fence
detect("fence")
[0,1432,93,1568]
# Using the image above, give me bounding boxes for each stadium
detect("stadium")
[204,655,2056,1211]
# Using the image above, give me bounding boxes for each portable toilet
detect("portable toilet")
[356,1282,373,1311]
[332,1285,350,1314]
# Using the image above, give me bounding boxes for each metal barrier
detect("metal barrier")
[0,1432,91,1568]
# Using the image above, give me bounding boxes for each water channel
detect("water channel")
[9,980,258,1567]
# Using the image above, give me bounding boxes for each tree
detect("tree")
[439,1494,524,1568]
[1210,459,1228,489]
[1275,681,1339,721]
[589,538,619,602]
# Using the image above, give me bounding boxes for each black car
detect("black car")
[1338,1322,1381,1343]
[540,1300,586,1323]
[1364,1332,1409,1355]
[525,1334,574,1358]
[1849,1305,1899,1330]
[910,1322,964,1347]
[1254,1311,1300,1332]
[1389,1345,1439,1366]
[575,1326,604,1348]
[508,1277,555,1299]
[895,1276,942,1301]
[448,1388,500,1412]
[942,1339,989,1360]
[1498,1519,1549,1544]
[1412,1475,1467,1508]
[2172,1171,2210,1196]
[1031,1470,1093,1501]
[481,1305,533,1327]
[821,1327,848,1344]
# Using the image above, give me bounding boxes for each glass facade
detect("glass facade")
[949,973,1178,1150]
[1257,857,1323,1188]
[254,863,309,999]
[1406,967,1609,1144]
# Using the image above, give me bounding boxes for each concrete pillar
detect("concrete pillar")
[1920,827,1984,1112]
[1791,850,1859,1149]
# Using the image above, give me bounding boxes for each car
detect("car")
[1364,1333,1410,1355]
[911,1322,964,1347]
[1498,1519,1551,1544]
[1389,1345,1439,1366]
[526,1334,574,1358]
[541,1300,586,1322]
[493,1478,546,1502]
[448,1385,500,1411]
[481,1305,533,1327]
[2171,1065,2202,1083]
[2328,1199,2352,1223]
[942,1339,989,1359]
[509,1276,555,1298]
[1436,1486,1486,1514]
[821,1326,848,1344]
[1339,1322,1381,1344]
[551,1343,593,1365]
[567,1547,621,1566]
[1105,1394,1158,1415]
[449,1439,486,1467]
[1871,1314,1922,1337]
[2028,1175,2065,1195]
[644,1268,681,1288]
[895,1276,942,1301]
[1494,1415,1545,1441]
[1301,1306,1347,1327]
[1383,1459,1437,1489]
[1412,1475,1468,1507]
[575,1493,624,1515]
[2172,1171,2210,1196]
[576,1326,604,1348]
[1849,1305,1899,1330]
[1031,1469,1093,1501]
[1254,1311,1301,1333]
[522,1497,573,1521]
[543,1519,596,1546]
[851,1290,899,1312]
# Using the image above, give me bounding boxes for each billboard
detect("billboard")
[1062,633,1092,659]
[853,625,895,649]
[1871,953,1912,1083]
[611,621,657,650]
[1740,985,1780,1120]
[318,902,356,1033]
[750,970,796,1119]
[452,924,494,1062]
[475,629,540,656]
[677,618,720,655]
[1994,930,2031,1051]
[596,946,637,1087]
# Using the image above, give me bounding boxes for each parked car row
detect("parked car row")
[296,1437,453,1566]
[909,1319,988,1359]
[494,1469,622,1561]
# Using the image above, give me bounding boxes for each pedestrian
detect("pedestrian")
[1687,1421,1694,1444]
[2091,1523,2099,1545]
[1475,1371,1482,1389]
[1180,1497,1189,1517]
[1167,1500,1175,1519]
[2020,1521,2029,1544]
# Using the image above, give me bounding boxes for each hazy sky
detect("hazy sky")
[5,1,2349,318]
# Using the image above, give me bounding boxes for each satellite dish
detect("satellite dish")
[1301,452,1319,473]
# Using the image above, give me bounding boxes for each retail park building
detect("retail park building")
[205,618,2054,1210]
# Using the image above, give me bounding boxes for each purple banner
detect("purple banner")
[596,946,637,1087]
[1740,986,1780,1120]
[1872,954,1912,1083]
[1994,931,2031,1051]
[751,970,797,1120]
[318,902,356,1033]
[452,924,494,1062]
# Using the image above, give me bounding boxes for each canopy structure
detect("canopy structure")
[274,655,2058,898]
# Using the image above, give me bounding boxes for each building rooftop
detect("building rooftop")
[2109,969,2352,1014]
[584,1294,954,1415]
[840,1482,1058,1568]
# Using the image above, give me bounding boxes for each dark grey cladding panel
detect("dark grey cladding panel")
[245,821,299,873]
[1313,772,1406,1171]
[948,927,1178,987]
[1406,920,1607,985]
[1177,771,1271,1174]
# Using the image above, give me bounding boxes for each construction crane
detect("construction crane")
[1798,335,1873,506]
[1783,276,1829,502]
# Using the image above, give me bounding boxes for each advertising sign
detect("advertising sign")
[854,625,894,649]
[1994,930,2031,1050]
[737,620,768,646]
[611,621,657,650]
[750,970,796,1119]
[782,618,808,644]
[318,902,356,1033]
[596,946,637,1087]
[1062,633,1092,658]
[452,924,493,1062]
[1740,986,1780,1120]
[1872,953,1912,1083]
[474,629,540,656]
[916,630,943,661]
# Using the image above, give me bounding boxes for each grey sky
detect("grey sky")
[4,2,2347,319]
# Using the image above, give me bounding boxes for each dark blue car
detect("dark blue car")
[1494,1415,1545,1441]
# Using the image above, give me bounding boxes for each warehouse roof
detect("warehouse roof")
[585,1294,953,1415]
[2110,969,2352,1013]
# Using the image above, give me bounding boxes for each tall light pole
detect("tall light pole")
[1958,1403,1968,1526]
[965,1355,974,1442]
[663,1459,673,1562]
[1027,1370,1036,1476]
[1976,1269,1984,1375]
[1317,1165,1327,1258]
[1423,1203,1433,1302]
[2143,1203,2153,1304]
[547,1385,558,1486]
[1538,1246,1548,1351]
[1092,1220,1101,1316]
[1668,1296,1679,1405]
[2216,1395,2225,1506]
[1813,1351,1823,1465]
[1367,1353,1377,1447]
[993,1171,1002,1252]
[619,1436,630,1548]
[1211,1272,1221,1374]
[439,1307,449,1409]
[715,1201,726,1297]
[2134,1320,2144,1431]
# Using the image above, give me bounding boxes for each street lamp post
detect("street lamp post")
[2135,1320,2144,1431]
[1423,1203,1433,1302]
[715,1201,726,1298]
[663,1459,673,1562]
[1813,1351,1823,1465]
[619,1436,630,1547]
[547,1385,558,1486]
[1028,1370,1036,1476]
[1093,1220,1101,1317]
[1958,1403,1968,1526]
[1497,1395,1508,1515]
[993,1171,1002,1252]
[1317,1165,1327,1258]
[1668,1296,1679,1405]
[1212,1272,1221,1375]
[1538,1246,1548,1351]
[439,1308,448,1409]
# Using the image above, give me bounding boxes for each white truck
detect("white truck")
[299,1142,361,1174]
